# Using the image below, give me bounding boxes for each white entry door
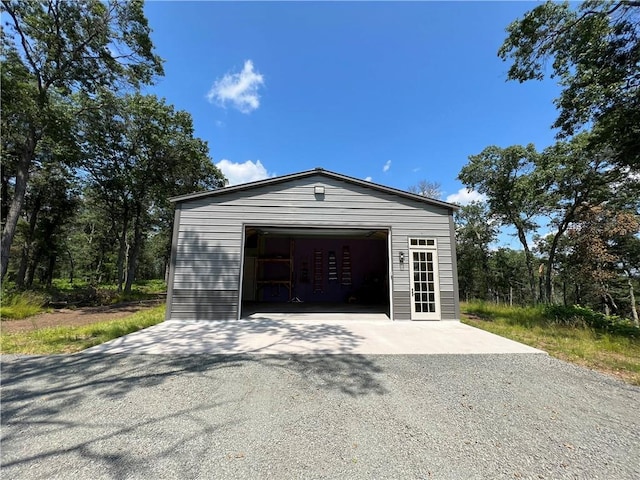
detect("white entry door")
[409,247,440,320]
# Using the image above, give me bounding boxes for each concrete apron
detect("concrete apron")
[84,315,545,355]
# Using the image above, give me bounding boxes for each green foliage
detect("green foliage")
[498,0,640,170]
[459,144,543,299]
[545,304,639,337]
[463,300,639,338]
[0,291,49,319]
[454,202,498,301]
[0,305,165,354]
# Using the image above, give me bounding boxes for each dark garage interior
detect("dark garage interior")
[241,227,389,315]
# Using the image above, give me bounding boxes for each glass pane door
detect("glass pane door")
[409,249,439,319]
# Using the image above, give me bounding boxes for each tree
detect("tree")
[488,248,531,306]
[13,163,79,287]
[534,134,628,303]
[454,202,497,301]
[408,180,442,199]
[568,205,640,317]
[0,0,164,281]
[77,91,225,293]
[498,0,640,170]
[458,144,544,302]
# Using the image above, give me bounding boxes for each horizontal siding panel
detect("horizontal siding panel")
[196,198,428,208]
[171,306,236,313]
[392,291,410,322]
[174,266,241,274]
[176,242,242,251]
[174,275,240,284]
[174,281,240,290]
[440,291,458,320]
[179,212,445,224]
[172,289,238,300]
[179,221,244,229]
[171,308,236,320]
[178,232,243,241]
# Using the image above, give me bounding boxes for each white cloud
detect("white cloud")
[412,167,421,173]
[383,160,391,172]
[365,176,373,182]
[445,188,487,206]
[207,60,264,114]
[216,159,273,186]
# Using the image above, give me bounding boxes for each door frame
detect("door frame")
[409,238,441,320]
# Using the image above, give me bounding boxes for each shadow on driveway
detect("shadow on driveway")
[84,317,370,355]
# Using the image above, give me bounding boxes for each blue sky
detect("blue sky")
[143,1,561,213]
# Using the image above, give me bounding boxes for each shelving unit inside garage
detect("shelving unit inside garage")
[255,239,294,301]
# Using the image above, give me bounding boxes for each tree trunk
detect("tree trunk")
[67,246,74,284]
[16,243,30,288]
[538,264,545,303]
[25,245,41,288]
[514,225,536,304]
[123,205,144,295]
[544,223,571,305]
[16,197,42,288]
[116,206,129,292]
[1,133,36,281]
[627,271,639,327]
[45,251,56,287]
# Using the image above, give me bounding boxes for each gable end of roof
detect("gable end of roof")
[170,168,458,211]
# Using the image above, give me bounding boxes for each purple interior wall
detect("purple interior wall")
[258,236,388,303]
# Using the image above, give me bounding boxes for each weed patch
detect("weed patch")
[1,305,165,354]
[1,291,50,319]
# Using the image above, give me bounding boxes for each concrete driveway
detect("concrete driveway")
[84,315,544,355]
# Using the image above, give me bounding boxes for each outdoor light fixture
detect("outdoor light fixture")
[314,186,325,195]
[399,252,405,263]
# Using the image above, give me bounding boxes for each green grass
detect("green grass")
[461,301,640,385]
[0,305,165,354]
[0,291,50,319]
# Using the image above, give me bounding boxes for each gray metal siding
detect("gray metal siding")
[170,175,457,320]
[392,291,411,321]
[171,289,238,320]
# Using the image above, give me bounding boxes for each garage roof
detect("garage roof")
[170,167,459,211]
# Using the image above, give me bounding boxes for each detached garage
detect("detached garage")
[166,168,460,321]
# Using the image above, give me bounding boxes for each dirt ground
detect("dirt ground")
[1,301,163,334]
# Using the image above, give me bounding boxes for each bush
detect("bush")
[544,305,639,338]
[1,291,50,319]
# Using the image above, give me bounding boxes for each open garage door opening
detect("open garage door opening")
[241,226,391,318]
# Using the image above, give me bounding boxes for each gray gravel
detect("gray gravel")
[1,353,639,479]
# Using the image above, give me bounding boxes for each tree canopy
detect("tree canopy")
[498,0,640,170]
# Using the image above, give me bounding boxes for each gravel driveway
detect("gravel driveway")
[2,353,639,479]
